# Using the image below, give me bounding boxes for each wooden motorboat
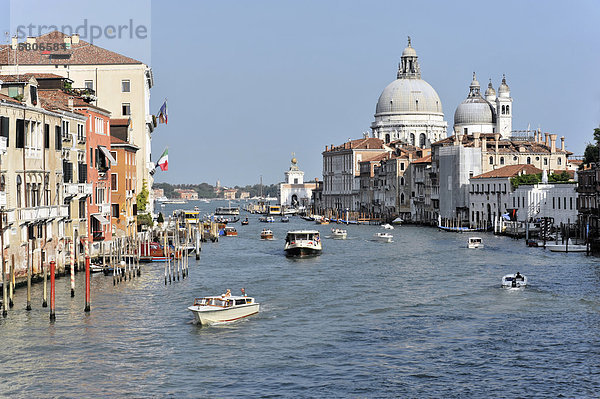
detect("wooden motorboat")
[260,229,274,240]
[241,218,249,225]
[188,291,260,326]
[223,226,238,237]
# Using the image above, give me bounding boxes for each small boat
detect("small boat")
[502,273,528,288]
[315,217,329,225]
[188,290,260,326]
[391,217,403,225]
[259,216,275,223]
[223,226,238,237]
[260,229,274,240]
[330,228,347,239]
[374,232,393,243]
[381,223,394,230]
[241,218,249,226]
[215,206,240,216]
[467,237,483,249]
[545,239,587,253]
[284,230,322,256]
[281,216,289,223]
[89,263,105,273]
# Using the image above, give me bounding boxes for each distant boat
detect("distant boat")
[281,216,289,223]
[260,229,274,240]
[330,228,347,239]
[391,217,403,225]
[546,238,586,253]
[502,273,527,289]
[373,232,393,243]
[468,237,483,249]
[223,226,238,237]
[381,223,394,230]
[241,218,249,226]
[188,293,260,326]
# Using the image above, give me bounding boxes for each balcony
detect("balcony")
[18,205,68,223]
[99,203,111,215]
[79,183,93,196]
[0,192,6,207]
[64,183,79,197]
[126,189,135,199]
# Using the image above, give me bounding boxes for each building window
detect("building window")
[122,103,131,116]
[527,157,531,164]
[553,197,555,209]
[558,157,562,165]
[121,80,130,92]
[500,157,504,165]
[506,105,510,114]
[111,174,118,191]
[570,197,573,210]
[294,178,298,184]
[489,156,493,165]
[400,163,405,171]
[419,133,426,148]
[463,128,468,135]
[410,133,415,146]
[544,158,548,166]
[112,204,119,218]
[85,80,93,90]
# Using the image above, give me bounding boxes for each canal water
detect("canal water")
[1,200,599,398]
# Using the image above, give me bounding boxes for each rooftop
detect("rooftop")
[472,164,542,179]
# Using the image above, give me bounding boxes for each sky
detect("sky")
[2,0,600,186]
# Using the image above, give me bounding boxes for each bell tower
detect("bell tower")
[495,74,513,137]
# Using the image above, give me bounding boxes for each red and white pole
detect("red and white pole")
[70,240,75,297]
[49,260,56,321]
[84,255,90,312]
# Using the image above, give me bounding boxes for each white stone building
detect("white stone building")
[371,38,447,147]
[279,157,317,208]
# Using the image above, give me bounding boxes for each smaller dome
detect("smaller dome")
[402,46,417,57]
[454,98,496,125]
[498,74,510,97]
[485,80,496,97]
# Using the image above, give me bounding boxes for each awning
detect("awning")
[98,145,117,165]
[92,213,110,225]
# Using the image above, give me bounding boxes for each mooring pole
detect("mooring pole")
[70,240,75,297]
[49,260,56,321]
[2,257,6,318]
[26,240,31,311]
[9,254,14,308]
[84,255,90,312]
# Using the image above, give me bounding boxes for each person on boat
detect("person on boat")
[223,289,232,298]
[515,272,523,280]
[511,278,517,288]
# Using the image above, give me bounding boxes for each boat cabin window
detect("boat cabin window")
[235,299,247,305]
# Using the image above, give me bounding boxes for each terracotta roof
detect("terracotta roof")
[0,73,65,81]
[432,133,571,155]
[411,154,431,164]
[110,135,138,150]
[0,92,22,104]
[326,137,385,152]
[38,89,93,113]
[110,118,130,127]
[0,31,142,66]
[472,164,542,179]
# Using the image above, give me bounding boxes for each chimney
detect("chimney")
[537,129,542,143]
[325,145,328,151]
[550,134,557,153]
[26,37,36,44]
[473,132,480,148]
[11,36,17,50]
[560,136,565,151]
[494,133,500,157]
[71,34,80,45]
[64,36,72,46]
[544,133,549,146]
[68,97,74,110]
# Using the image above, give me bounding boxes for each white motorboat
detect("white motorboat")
[284,230,322,256]
[381,223,394,230]
[260,229,274,240]
[259,216,275,223]
[391,217,403,225]
[502,273,528,288]
[546,239,587,253]
[188,291,260,326]
[374,232,393,243]
[330,228,347,239]
[468,237,483,249]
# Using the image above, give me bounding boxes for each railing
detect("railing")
[79,183,93,196]
[92,231,104,241]
[18,205,68,222]
[99,203,110,215]
[0,192,6,207]
[64,183,78,197]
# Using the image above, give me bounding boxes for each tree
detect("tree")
[157,212,164,223]
[583,128,600,165]
[137,179,149,212]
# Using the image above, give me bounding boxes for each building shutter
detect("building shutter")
[132,204,138,215]
[78,163,87,183]
[55,126,62,150]
[0,116,9,140]
[63,160,73,183]
[44,124,50,149]
[16,119,24,148]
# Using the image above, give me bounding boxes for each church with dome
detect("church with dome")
[453,73,513,137]
[371,38,447,147]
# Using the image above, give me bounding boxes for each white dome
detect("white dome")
[375,78,443,115]
[454,98,496,125]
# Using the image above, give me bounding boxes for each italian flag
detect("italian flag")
[157,148,168,171]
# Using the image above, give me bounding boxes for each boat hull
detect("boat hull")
[284,246,322,256]
[188,304,260,325]
[546,244,587,252]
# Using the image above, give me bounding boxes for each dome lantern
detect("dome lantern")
[397,36,421,79]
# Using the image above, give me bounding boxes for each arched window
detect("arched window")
[500,157,504,165]
[489,156,493,165]
[400,193,405,204]
[0,175,5,192]
[527,157,531,164]
[385,134,390,144]
[501,105,505,114]
[419,133,426,148]
[558,157,562,165]
[410,133,415,146]
[506,105,509,114]
[16,175,22,208]
[400,177,405,186]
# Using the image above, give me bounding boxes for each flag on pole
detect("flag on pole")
[156,148,168,171]
[158,100,168,124]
